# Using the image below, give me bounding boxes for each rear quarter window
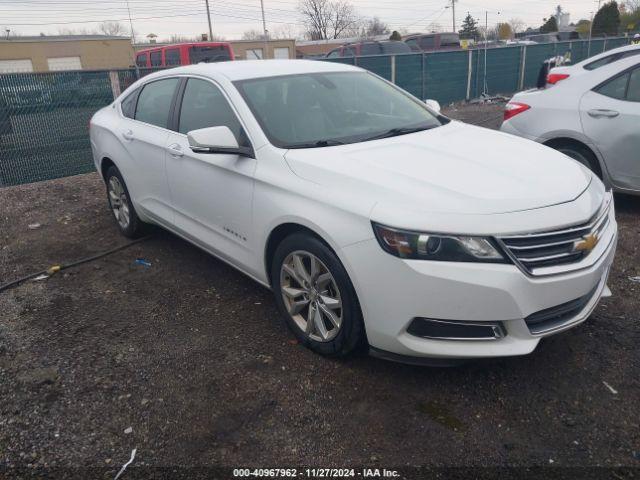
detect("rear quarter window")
[135,54,147,67]
[121,88,139,118]
[165,49,181,66]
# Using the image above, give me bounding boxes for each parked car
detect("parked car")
[404,32,461,52]
[135,42,234,68]
[501,56,640,195]
[90,60,616,364]
[524,33,560,43]
[545,43,640,86]
[325,41,412,58]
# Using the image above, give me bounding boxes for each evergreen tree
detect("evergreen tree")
[540,16,559,33]
[459,13,479,39]
[592,1,621,36]
[389,30,402,41]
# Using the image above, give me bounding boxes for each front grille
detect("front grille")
[525,285,599,335]
[498,195,612,275]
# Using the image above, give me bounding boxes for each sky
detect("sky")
[0,0,603,41]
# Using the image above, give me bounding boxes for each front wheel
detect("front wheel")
[271,233,365,357]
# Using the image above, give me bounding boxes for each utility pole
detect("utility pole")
[260,0,268,59]
[125,0,135,45]
[451,0,456,33]
[205,0,214,41]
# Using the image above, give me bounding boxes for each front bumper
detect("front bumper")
[341,219,617,360]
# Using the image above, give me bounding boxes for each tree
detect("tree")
[459,13,479,39]
[98,21,127,36]
[242,29,266,40]
[299,0,361,40]
[575,19,592,37]
[540,15,558,32]
[497,22,513,39]
[508,18,525,36]
[592,1,621,36]
[389,30,402,41]
[362,16,389,38]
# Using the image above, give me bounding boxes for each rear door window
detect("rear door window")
[165,48,181,66]
[419,36,436,49]
[150,51,162,67]
[360,43,381,56]
[135,78,180,128]
[177,78,244,143]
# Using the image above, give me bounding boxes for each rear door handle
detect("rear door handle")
[167,143,184,158]
[122,129,134,141]
[588,109,619,118]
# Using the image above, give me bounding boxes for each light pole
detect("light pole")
[205,0,214,41]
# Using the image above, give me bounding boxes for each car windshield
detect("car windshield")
[234,71,445,149]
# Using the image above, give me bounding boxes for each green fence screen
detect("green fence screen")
[0,37,633,187]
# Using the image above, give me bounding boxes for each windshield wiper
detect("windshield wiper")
[361,125,437,142]
[287,139,345,149]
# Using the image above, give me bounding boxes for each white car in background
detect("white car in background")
[545,43,640,86]
[90,60,616,364]
[502,55,640,194]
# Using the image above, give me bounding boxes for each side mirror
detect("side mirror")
[187,126,254,158]
[425,99,441,113]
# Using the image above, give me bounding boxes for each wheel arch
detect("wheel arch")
[543,136,604,179]
[264,222,337,288]
[99,156,117,182]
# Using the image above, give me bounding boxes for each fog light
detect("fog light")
[407,318,505,341]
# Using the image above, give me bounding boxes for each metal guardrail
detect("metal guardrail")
[0,37,632,187]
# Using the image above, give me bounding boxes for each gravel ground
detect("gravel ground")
[1,103,639,478]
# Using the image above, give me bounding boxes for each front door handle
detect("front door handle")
[122,129,134,141]
[588,109,619,118]
[167,143,184,158]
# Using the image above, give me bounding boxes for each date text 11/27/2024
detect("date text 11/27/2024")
[232,468,400,478]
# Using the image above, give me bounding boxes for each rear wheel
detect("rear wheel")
[271,233,365,357]
[105,165,147,238]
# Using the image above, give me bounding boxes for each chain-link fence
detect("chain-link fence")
[325,37,632,103]
[0,36,632,187]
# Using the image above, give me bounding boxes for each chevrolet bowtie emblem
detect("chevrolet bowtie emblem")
[574,234,599,252]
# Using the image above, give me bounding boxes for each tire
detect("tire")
[553,141,601,178]
[105,165,147,238]
[270,233,365,357]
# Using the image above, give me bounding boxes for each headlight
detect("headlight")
[372,223,508,263]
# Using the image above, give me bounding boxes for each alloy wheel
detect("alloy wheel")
[279,250,343,342]
[108,176,131,230]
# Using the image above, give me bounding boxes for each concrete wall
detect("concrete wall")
[0,38,135,72]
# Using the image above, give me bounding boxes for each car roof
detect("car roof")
[575,43,640,67]
[147,59,361,81]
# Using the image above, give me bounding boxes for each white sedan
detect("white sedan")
[502,55,640,195]
[545,43,640,86]
[90,60,616,364]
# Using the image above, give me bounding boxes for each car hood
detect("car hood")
[283,121,592,216]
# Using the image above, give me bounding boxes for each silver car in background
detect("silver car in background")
[501,55,640,195]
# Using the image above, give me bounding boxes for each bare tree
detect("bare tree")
[361,16,390,38]
[98,21,127,36]
[242,29,266,40]
[299,0,360,40]
[508,18,525,36]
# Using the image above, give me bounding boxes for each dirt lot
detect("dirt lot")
[1,103,639,478]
